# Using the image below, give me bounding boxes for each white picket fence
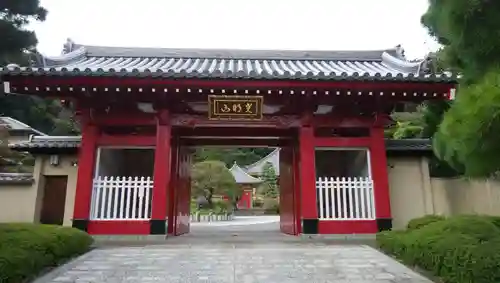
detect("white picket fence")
[316,177,375,220]
[90,176,153,220]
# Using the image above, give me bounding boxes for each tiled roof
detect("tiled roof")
[0,173,34,185]
[384,139,432,151]
[246,148,280,176]
[229,163,262,184]
[0,117,46,136]
[9,135,433,155]
[0,40,456,83]
[9,135,81,151]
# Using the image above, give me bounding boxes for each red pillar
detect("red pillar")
[370,126,392,231]
[299,126,318,234]
[72,122,98,232]
[150,111,172,235]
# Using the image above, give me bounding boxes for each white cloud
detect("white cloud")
[31,0,439,59]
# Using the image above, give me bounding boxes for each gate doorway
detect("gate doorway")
[167,127,301,236]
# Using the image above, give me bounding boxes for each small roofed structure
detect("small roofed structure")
[229,163,262,209]
[229,162,262,184]
[245,148,280,176]
[0,117,46,143]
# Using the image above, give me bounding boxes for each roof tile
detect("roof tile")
[1,43,456,83]
[0,173,33,185]
[9,136,433,155]
[0,117,46,136]
[229,163,263,184]
[9,136,81,150]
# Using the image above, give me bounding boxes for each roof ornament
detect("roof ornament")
[62,38,75,54]
[418,52,438,75]
[6,63,20,70]
[395,44,406,59]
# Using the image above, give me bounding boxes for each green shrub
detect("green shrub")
[377,215,500,283]
[262,198,279,214]
[212,199,232,214]
[405,230,478,275]
[376,230,408,257]
[190,200,198,212]
[407,214,445,230]
[483,215,500,229]
[253,198,264,208]
[0,224,93,283]
[425,215,499,241]
[191,199,233,215]
[466,236,500,283]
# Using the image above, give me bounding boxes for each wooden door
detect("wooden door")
[280,146,297,235]
[292,144,302,234]
[173,145,192,236]
[40,176,68,225]
[167,138,179,235]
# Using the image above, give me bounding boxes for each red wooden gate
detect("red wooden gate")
[170,143,192,236]
[279,146,299,235]
[167,138,177,235]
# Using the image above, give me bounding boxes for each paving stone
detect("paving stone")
[33,221,433,283]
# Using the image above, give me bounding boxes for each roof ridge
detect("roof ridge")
[0,116,47,136]
[63,43,400,61]
[230,162,262,184]
[245,148,280,170]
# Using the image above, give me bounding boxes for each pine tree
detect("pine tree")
[421,0,500,177]
[261,162,278,198]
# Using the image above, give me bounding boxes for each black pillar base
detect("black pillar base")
[72,219,88,232]
[302,218,319,234]
[376,218,393,232]
[149,219,166,235]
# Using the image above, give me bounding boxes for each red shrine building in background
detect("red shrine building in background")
[228,163,262,209]
[1,40,456,236]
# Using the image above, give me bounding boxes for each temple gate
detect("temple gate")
[0,41,456,236]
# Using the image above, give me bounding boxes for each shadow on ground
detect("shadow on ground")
[94,216,376,248]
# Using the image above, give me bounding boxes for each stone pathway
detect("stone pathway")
[35,243,432,283]
[34,217,432,282]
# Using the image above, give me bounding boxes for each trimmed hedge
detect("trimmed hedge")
[0,223,93,283]
[377,215,500,283]
[406,214,445,230]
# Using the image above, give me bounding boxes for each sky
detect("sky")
[31,0,439,60]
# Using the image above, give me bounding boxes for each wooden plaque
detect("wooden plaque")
[208,95,264,120]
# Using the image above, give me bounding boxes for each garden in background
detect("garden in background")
[0,223,93,283]
[190,159,280,221]
[377,214,500,283]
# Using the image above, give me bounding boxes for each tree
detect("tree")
[386,111,425,139]
[0,126,33,172]
[0,2,80,136]
[191,160,239,207]
[260,162,278,198]
[0,0,47,65]
[421,0,500,177]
